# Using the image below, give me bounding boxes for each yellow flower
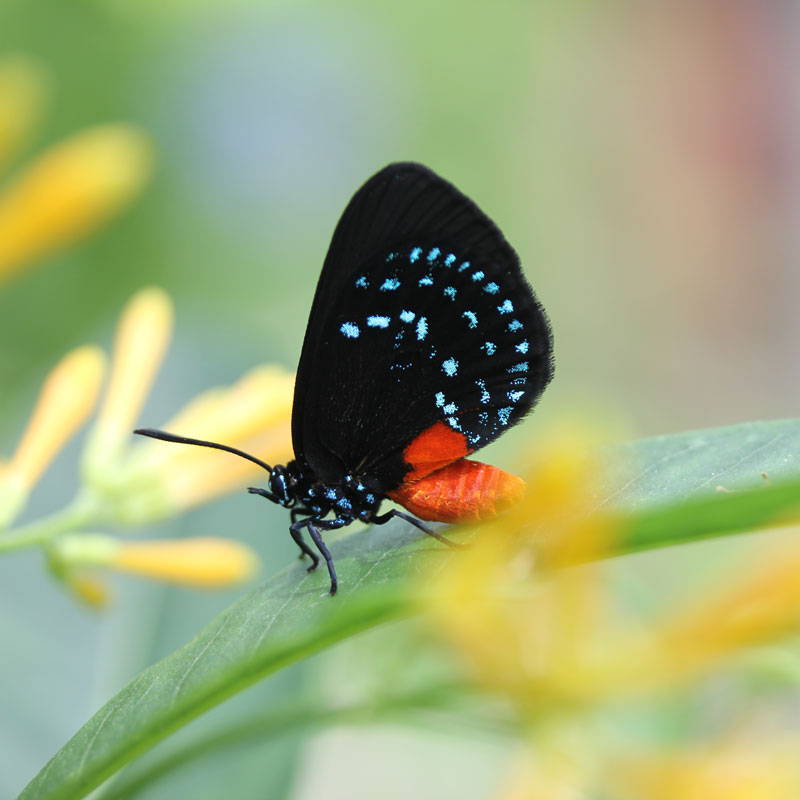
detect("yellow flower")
[0,53,153,285]
[0,345,105,527]
[0,55,48,168]
[81,287,294,523]
[606,739,800,800]
[427,425,800,711]
[53,533,259,589]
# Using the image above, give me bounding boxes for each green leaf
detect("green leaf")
[20,419,800,800]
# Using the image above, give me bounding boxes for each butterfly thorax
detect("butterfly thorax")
[268,458,384,523]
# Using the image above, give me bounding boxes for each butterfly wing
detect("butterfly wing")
[291,162,553,491]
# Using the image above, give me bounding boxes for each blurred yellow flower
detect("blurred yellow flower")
[606,739,800,800]
[428,425,800,712]
[0,53,153,285]
[53,533,259,589]
[0,55,48,168]
[0,345,105,527]
[83,286,174,476]
[80,287,295,523]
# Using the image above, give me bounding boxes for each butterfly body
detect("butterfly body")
[136,162,553,595]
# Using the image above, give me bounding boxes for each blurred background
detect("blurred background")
[1,1,799,798]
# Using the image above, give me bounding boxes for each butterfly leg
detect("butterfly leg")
[290,507,318,562]
[288,523,320,571]
[373,509,466,549]
[303,520,338,595]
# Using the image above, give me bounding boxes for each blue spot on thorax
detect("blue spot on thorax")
[445,254,456,266]
[463,311,478,328]
[416,317,428,340]
[355,275,368,288]
[427,247,440,262]
[410,247,422,263]
[380,277,401,291]
[367,315,390,328]
[399,310,415,323]
[482,341,496,356]
[419,275,434,286]
[443,286,456,300]
[471,270,484,281]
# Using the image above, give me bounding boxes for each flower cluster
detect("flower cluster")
[0,288,294,606]
[427,429,800,798]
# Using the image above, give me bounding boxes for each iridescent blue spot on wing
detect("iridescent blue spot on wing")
[355,275,369,288]
[380,277,401,291]
[435,391,445,407]
[427,247,441,262]
[475,379,491,404]
[463,310,478,328]
[478,411,489,425]
[497,407,513,426]
[508,390,525,403]
[484,282,499,295]
[443,286,457,300]
[445,253,456,266]
[399,310,415,323]
[410,247,422,263]
[340,322,360,338]
[367,315,390,328]
[443,402,457,414]
[458,261,471,272]
[471,270,485,282]
[516,340,529,354]
[416,317,428,340]
[510,377,526,385]
[497,299,514,314]
[442,357,459,376]
[508,361,528,373]
[325,488,338,500]
[419,275,434,286]
[447,417,462,431]
[386,251,398,262]
[482,341,496,356]
[337,497,352,510]
[508,319,523,332]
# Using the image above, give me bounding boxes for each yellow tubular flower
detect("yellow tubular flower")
[607,740,800,800]
[0,55,48,169]
[83,287,173,477]
[426,427,618,711]
[0,346,105,527]
[110,537,259,588]
[0,124,153,283]
[121,365,295,519]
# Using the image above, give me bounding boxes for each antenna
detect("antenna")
[133,428,273,473]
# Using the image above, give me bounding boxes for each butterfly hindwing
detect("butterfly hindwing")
[291,163,553,491]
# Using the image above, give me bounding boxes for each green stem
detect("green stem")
[0,493,99,554]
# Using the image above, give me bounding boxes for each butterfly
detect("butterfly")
[135,163,553,594]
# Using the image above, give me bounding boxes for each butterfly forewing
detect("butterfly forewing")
[292,163,553,491]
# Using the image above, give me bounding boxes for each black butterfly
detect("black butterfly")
[136,163,553,594]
